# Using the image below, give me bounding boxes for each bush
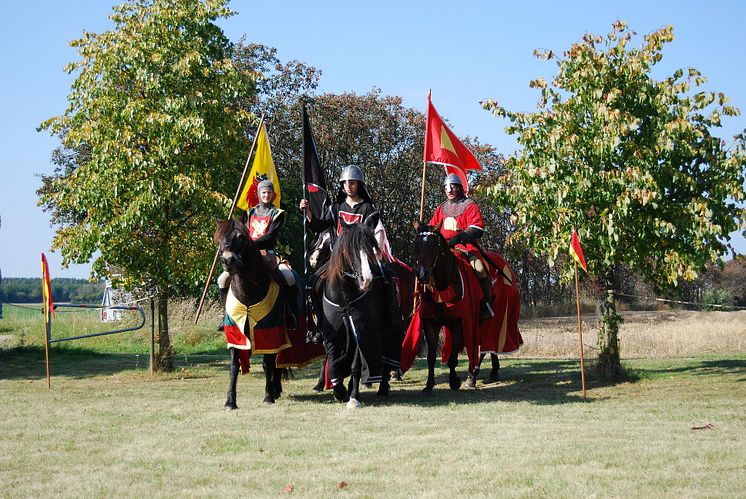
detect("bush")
[701,288,734,311]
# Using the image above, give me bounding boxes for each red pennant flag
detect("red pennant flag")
[570,230,588,273]
[40,253,55,319]
[424,94,482,191]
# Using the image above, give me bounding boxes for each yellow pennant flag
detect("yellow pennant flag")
[237,123,281,211]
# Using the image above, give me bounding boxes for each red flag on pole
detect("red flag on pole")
[570,230,588,273]
[424,94,482,192]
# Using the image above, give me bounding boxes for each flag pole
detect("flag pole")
[301,104,311,340]
[44,305,51,389]
[574,260,586,398]
[419,90,431,221]
[194,113,266,324]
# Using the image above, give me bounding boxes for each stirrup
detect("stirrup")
[479,301,494,321]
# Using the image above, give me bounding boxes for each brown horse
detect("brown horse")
[404,221,522,391]
[215,219,323,408]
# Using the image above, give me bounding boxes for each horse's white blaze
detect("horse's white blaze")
[359,249,373,291]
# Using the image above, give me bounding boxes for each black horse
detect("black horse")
[319,223,401,408]
[215,220,294,407]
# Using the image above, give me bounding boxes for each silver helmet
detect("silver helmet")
[339,164,365,183]
[444,173,463,187]
[257,179,274,192]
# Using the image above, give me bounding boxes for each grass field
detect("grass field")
[1,307,744,497]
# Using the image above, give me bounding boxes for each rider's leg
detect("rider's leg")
[216,271,230,332]
[468,255,494,320]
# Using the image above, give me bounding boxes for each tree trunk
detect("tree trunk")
[596,269,623,379]
[155,294,173,371]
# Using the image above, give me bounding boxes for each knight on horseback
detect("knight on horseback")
[299,164,404,396]
[217,179,295,331]
[430,173,495,321]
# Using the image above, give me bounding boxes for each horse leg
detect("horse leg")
[262,354,276,404]
[347,347,362,409]
[270,354,283,400]
[224,348,239,410]
[377,370,390,397]
[312,357,326,392]
[466,352,486,388]
[423,325,437,392]
[487,353,500,383]
[448,329,462,390]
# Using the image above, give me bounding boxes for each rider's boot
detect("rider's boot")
[478,276,494,321]
[216,286,229,332]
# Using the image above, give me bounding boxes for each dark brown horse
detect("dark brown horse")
[406,221,522,391]
[215,220,295,407]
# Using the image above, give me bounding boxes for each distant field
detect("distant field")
[0,307,744,496]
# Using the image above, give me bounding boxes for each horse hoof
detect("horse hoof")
[484,375,500,384]
[312,381,325,392]
[465,376,476,389]
[224,403,238,411]
[391,373,402,382]
[449,377,461,390]
[377,385,389,397]
[363,382,373,389]
[422,385,434,393]
[263,395,275,404]
[346,398,361,409]
[333,384,347,403]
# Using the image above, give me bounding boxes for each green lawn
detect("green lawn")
[1,346,744,497]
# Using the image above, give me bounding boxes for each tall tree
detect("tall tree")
[38,0,255,370]
[483,22,746,377]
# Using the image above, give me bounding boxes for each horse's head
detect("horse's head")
[412,220,445,283]
[326,223,380,293]
[214,219,257,275]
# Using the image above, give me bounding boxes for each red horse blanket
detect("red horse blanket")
[401,251,522,373]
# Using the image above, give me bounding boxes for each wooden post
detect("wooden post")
[149,298,155,374]
[574,261,586,398]
[194,114,266,324]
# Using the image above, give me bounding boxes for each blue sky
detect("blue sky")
[1,0,744,278]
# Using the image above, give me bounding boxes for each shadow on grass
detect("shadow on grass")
[289,358,603,407]
[624,357,746,382]
[0,346,229,381]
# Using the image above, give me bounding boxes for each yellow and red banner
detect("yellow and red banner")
[570,230,588,272]
[40,253,55,319]
[237,122,281,211]
[424,94,482,192]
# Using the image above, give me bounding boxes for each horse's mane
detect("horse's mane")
[325,223,379,289]
[214,219,250,246]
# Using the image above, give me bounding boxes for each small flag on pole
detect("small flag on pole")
[40,253,55,319]
[424,94,482,192]
[570,230,588,272]
[237,122,281,210]
[302,104,328,220]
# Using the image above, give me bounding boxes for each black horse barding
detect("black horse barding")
[319,222,402,408]
[215,219,323,408]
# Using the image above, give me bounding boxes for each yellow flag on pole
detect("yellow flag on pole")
[237,123,281,210]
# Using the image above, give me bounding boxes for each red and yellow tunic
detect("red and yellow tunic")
[429,198,485,253]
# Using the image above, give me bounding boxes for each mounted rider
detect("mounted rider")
[218,179,294,331]
[299,165,403,335]
[430,173,495,321]
[300,164,380,246]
